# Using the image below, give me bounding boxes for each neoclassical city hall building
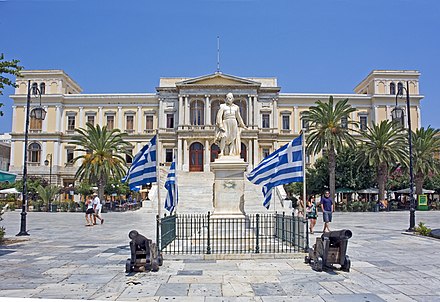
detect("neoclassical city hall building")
[9,69,423,188]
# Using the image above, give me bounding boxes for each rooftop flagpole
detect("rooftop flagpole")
[217,36,220,73]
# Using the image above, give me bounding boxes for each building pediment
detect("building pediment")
[176,73,261,87]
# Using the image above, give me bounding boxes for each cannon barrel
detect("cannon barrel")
[322,229,352,241]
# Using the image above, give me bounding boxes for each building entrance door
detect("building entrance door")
[189,142,204,172]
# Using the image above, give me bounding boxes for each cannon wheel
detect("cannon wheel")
[125,259,133,273]
[314,257,323,272]
[342,256,351,272]
[304,256,310,264]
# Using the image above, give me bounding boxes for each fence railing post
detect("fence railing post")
[156,214,160,253]
[304,217,309,252]
[206,211,211,254]
[255,214,260,253]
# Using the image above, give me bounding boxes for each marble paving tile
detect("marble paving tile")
[188,283,222,296]
[319,293,386,302]
[377,293,417,302]
[251,283,286,296]
[221,281,254,297]
[319,281,354,295]
[155,283,190,296]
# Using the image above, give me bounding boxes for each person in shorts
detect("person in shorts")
[85,195,94,226]
[92,193,104,225]
[306,196,318,234]
[320,190,333,233]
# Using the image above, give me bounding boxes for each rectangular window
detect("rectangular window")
[126,149,133,164]
[341,116,348,129]
[146,115,153,130]
[282,115,290,130]
[360,116,368,131]
[262,148,270,159]
[107,115,114,130]
[262,114,270,129]
[126,115,134,131]
[67,116,75,131]
[166,114,174,129]
[87,115,95,126]
[66,149,74,164]
[165,149,173,163]
[302,118,309,131]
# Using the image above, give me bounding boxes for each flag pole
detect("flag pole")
[301,131,307,209]
[156,131,161,218]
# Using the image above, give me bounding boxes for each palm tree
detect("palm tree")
[412,127,440,195]
[357,120,408,202]
[37,184,60,211]
[303,96,357,201]
[71,123,131,200]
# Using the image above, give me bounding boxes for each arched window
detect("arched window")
[390,82,396,95]
[31,82,38,95]
[234,99,247,125]
[189,142,204,172]
[211,144,220,162]
[397,82,404,95]
[240,143,247,162]
[190,100,204,125]
[39,82,46,94]
[28,143,41,163]
[30,109,43,131]
[211,100,221,125]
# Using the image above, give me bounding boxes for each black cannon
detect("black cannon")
[305,229,352,272]
[125,230,163,273]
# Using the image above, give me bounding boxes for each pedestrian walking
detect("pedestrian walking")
[92,193,104,225]
[321,190,333,233]
[85,195,94,226]
[306,196,318,234]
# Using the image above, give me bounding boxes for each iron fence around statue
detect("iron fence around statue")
[158,212,309,254]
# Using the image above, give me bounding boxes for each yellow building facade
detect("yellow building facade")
[9,69,423,188]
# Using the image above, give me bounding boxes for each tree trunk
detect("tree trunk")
[328,147,336,206]
[98,177,105,203]
[377,162,388,202]
[415,172,424,195]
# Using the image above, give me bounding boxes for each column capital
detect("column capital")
[117,106,123,110]
[79,106,84,110]
[205,94,210,98]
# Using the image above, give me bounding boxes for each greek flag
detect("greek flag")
[247,134,303,209]
[123,135,157,190]
[164,158,178,213]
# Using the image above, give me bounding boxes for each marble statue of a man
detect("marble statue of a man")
[215,93,247,156]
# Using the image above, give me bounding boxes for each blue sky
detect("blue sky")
[1,0,439,133]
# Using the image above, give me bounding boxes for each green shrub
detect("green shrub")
[415,222,432,236]
[0,226,4,243]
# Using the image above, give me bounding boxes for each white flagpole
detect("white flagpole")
[301,131,307,209]
[156,132,161,218]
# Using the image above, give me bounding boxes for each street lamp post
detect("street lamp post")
[17,80,47,236]
[44,153,53,211]
[391,81,416,231]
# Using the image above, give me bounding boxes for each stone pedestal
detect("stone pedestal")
[210,155,249,218]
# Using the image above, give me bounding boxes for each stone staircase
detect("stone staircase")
[146,168,292,215]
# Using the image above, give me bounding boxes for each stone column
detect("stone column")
[118,106,123,130]
[183,139,188,171]
[55,105,62,133]
[205,95,210,126]
[22,106,26,131]
[42,142,47,166]
[417,106,421,128]
[11,106,17,133]
[10,141,14,167]
[137,106,142,134]
[178,95,184,127]
[273,98,278,130]
[42,106,49,132]
[386,105,391,120]
[204,139,210,172]
[293,106,298,134]
[53,141,59,169]
[252,95,257,129]
[373,105,378,123]
[78,107,84,128]
[185,96,190,126]
[177,138,183,170]
[248,95,252,127]
[158,98,164,129]
[98,107,103,125]
[253,139,259,167]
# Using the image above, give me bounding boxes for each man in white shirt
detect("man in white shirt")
[92,193,104,225]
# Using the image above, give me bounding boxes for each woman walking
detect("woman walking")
[306,196,318,234]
